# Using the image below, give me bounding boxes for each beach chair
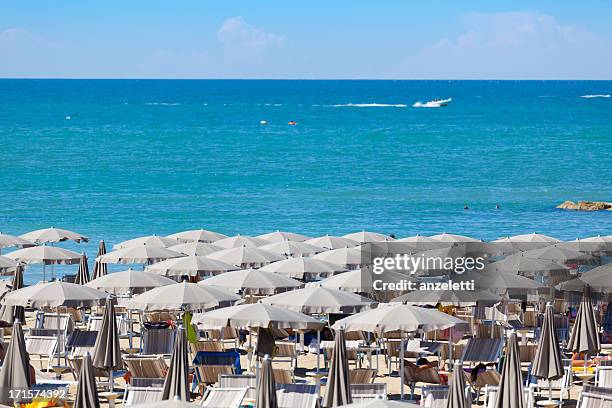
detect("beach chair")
[26,335,58,370]
[350,383,387,401]
[193,350,242,392]
[200,387,248,408]
[519,343,539,363]
[190,340,224,353]
[141,327,176,355]
[276,384,320,408]
[218,374,256,399]
[349,368,377,384]
[122,385,164,406]
[68,354,125,386]
[275,341,298,368]
[273,368,295,384]
[578,385,612,408]
[402,360,442,399]
[596,364,612,388]
[65,329,98,357]
[484,385,532,408]
[528,362,572,403]
[420,385,449,408]
[123,355,168,379]
[465,368,501,404]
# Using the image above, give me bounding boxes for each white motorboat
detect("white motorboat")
[413,98,452,108]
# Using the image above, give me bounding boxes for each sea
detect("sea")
[0,79,610,282]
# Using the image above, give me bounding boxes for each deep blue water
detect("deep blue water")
[0,80,610,281]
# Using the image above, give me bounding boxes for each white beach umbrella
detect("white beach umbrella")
[557,264,612,293]
[145,256,238,277]
[19,227,88,244]
[488,254,569,277]
[166,228,228,243]
[522,245,591,263]
[342,231,395,243]
[261,285,376,314]
[393,288,502,306]
[460,270,543,293]
[257,230,311,243]
[0,233,34,252]
[85,268,176,295]
[0,256,20,272]
[580,235,612,253]
[393,235,447,252]
[557,238,609,254]
[213,235,270,249]
[304,235,360,250]
[113,234,179,250]
[430,233,479,243]
[97,246,184,264]
[1,281,107,309]
[259,240,326,257]
[127,282,241,312]
[5,245,81,280]
[259,257,347,280]
[199,268,302,295]
[312,246,362,268]
[191,303,324,330]
[206,245,284,268]
[320,269,418,293]
[494,233,560,252]
[167,242,222,256]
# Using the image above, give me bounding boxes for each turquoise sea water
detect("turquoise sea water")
[0,80,610,281]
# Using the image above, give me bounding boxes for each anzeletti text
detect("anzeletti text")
[372,279,475,291]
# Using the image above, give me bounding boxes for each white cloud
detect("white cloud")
[392,11,612,79]
[217,16,284,57]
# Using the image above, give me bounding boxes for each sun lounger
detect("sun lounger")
[190,340,224,353]
[484,385,532,408]
[350,368,377,384]
[596,364,612,388]
[350,383,387,401]
[578,385,612,408]
[273,368,295,384]
[26,335,58,370]
[421,384,449,408]
[528,360,572,403]
[123,385,164,405]
[123,355,168,379]
[218,374,256,398]
[65,329,98,357]
[275,341,298,368]
[402,360,442,399]
[141,327,176,355]
[276,384,319,408]
[200,387,248,408]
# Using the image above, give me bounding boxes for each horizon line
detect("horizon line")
[1,77,612,81]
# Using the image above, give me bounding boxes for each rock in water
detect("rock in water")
[557,200,612,211]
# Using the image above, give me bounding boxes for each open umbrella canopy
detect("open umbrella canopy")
[522,245,590,263]
[393,235,447,253]
[127,282,241,312]
[214,234,269,249]
[342,230,394,243]
[557,264,612,293]
[257,230,311,243]
[19,227,88,244]
[259,240,326,257]
[86,268,175,295]
[97,245,185,264]
[312,246,362,268]
[557,238,609,254]
[206,245,284,268]
[1,281,107,308]
[192,303,324,330]
[113,234,179,250]
[5,245,81,265]
[145,255,238,277]
[168,242,222,256]
[261,285,376,314]
[580,235,612,253]
[331,303,465,334]
[488,254,568,277]
[0,256,20,272]
[568,285,601,354]
[259,257,347,280]
[392,288,501,306]
[320,269,418,293]
[430,233,479,243]
[460,270,543,292]
[304,235,360,250]
[0,233,34,250]
[199,268,302,295]
[167,228,228,243]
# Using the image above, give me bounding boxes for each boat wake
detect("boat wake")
[332,103,407,108]
[145,102,181,106]
[581,94,611,99]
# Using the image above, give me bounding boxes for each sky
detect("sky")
[1,1,612,79]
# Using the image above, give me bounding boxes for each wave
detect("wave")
[332,103,407,108]
[264,103,283,107]
[581,94,610,98]
[145,102,181,106]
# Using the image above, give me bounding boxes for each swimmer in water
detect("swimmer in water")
[464,204,469,210]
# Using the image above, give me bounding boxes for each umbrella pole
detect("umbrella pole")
[448,327,453,371]
[56,308,62,367]
[400,330,405,400]
[548,381,552,401]
[316,329,321,373]
[43,264,46,282]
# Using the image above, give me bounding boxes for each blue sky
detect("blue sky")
[1,1,611,79]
